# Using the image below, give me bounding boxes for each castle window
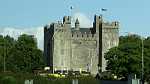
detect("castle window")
[67,17,69,20]
[92,34,94,37]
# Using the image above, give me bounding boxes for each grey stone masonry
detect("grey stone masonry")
[44,15,119,75]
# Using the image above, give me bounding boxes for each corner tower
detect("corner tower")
[75,18,80,30]
[93,15,119,73]
[44,24,55,73]
[63,16,71,29]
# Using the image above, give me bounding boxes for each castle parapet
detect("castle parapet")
[102,21,119,28]
[71,32,96,40]
[63,16,71,24]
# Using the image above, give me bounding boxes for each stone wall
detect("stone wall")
[52,29,98,74]
[44,15,119,75]
[53,30,71,70]
[102,27,119,71]
[71,39,97,73]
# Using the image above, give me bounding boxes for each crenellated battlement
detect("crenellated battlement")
[71,32,96,40]
[102,21,119,28]
[63,16,71,24]
[53,28,96,40]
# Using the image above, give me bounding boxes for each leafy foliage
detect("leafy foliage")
[0,34,45,73]
[105,34,150,81]
[0,76,16,84]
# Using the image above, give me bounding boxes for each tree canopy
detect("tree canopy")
[105,34,150,81]
[0,34,45,73]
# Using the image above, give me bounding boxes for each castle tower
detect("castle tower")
[75,18,80,30]
[94,15,103,33]
[93,15,103,72]
[93,15,119,73]
[44,24,55,73]
[101,17,119,72]
[63,16,71,29]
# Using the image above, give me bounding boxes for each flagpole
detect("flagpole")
[101,8,108,21]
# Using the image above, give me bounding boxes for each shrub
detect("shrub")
[0,76,16,84]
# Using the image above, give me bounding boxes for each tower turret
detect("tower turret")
[75,18,80,30]
[63,16,71,24]
[63,16,71,29]
[94,15,103,33]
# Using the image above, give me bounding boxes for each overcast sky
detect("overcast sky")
[0,0,149,50]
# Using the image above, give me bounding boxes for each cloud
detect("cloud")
[72,12,92,28]
[0,27,44,50]
[0,12,93,50]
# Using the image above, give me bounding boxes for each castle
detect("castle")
[44,15,119,75]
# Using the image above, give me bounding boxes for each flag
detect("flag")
[101,8,107,11]
[70,6,73,10]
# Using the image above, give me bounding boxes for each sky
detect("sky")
[0,0,150,50]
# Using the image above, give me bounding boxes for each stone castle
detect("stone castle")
[44,15,119,75]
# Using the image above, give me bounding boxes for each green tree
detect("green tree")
[105,34,150,80]
[6,34,45,73]
[4,35,16,72]
[0,35,4,72]
[0,35,16,72]
[142,37,150,82]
